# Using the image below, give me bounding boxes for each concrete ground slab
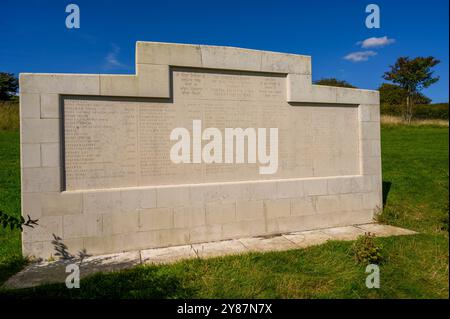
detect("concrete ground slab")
[141,245,197,264]
[356,223,418,237]
[283,230,333,248]
[3,223,418,290]
[321,226,366,241]
[192,240,247,258]
[239,235,297,252]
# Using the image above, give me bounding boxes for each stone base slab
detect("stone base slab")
[3,223,416,290]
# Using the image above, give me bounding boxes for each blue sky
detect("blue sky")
[1,0,448,102]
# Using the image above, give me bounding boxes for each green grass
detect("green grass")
[0,124,448,298]
[379,125,449,233]
[0,131,24,285]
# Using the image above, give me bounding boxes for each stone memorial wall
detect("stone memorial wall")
[20,42,382,258]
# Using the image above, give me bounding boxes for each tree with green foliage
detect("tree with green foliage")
[0,72,18,101]
[379,83,431,106]
[383,56,440,123]
[313,78,356,88]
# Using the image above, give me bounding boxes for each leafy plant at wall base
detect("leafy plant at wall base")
[0,210,38,230]
[352,232,384,265]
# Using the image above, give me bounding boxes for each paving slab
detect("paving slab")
[3,223,417,290]
[283,230,333,248]
[356,223,418,237]
[321,226,366,240]
[239,235,298,252]
[141,245,197,264]
[192,240,248,258]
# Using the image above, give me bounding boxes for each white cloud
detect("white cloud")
[343,51,377,62]
[103,44,127,70]
[358,36,395,48]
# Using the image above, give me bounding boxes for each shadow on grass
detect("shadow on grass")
[0,256,27,286]
[382,181,392,207]
[0,264,196,299]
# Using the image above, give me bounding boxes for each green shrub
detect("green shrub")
[352,233,384,265]
[381,103,449,120]
[0,101,19,131]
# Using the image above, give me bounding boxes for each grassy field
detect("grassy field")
[0,123,448,298]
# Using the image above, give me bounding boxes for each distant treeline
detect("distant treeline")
[381,103,449,120]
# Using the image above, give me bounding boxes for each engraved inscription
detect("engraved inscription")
[63,69,360,191]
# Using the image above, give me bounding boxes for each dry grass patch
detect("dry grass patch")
[0,102,19,131]
[381,115,449,127]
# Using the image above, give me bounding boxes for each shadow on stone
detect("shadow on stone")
[1,263,195,298]
[382,181,392,207]
[2,251,141,290]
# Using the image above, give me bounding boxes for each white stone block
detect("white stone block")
[21,119,59,143]
[315,195,341,213]
[339,193,364,211]
[265,199,291,219]
[362,157,382,175]
[120,189,140,212]
[286,73,312,102]
[261,52,311,74]
[41,192,82,216]
[139,188,157,209]
[22,192,42,220]
[277,179,304,199]
[361,140,382,158]
[336,88,379,105]
[83,190,122,214]
[136,64,170,98]
[139,208,173,231]
[99,75,138,97]
[22,216,62,243]
[136,41,202,67]
[304,178,328,196]
[222,219,266,238]
[21,144,40,168]
[359,104,380,122]
[173,206,205,228]
[40,94,60,118]
[311,85,338,103]
[200,45,262,71]
[157,186,190,208]
[248,181,277,200]
[20,93,40,119]
[190,225,223,243]
[236,200,264,221]
[189,184,223,204]
[351,176,373,193]
[327,177,354,194]
[206,202,236,225]
[363,192,382,210]
[361,122,381,140]
[20,73,100,95]
[63,213,102,239]
[291,197,316,216]
[41,143,60,167]
[22,167,60,193]
[102,211,139,235]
